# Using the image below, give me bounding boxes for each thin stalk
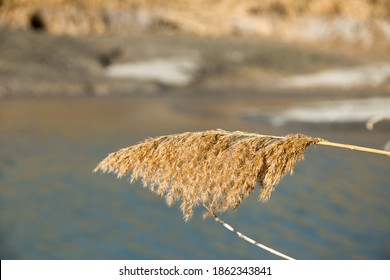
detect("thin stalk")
[316,140,390,156]
[240,132,390,157]
[203,205,295,260]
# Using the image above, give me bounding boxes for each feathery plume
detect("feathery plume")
[94,130,321,221]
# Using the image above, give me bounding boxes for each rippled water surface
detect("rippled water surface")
[1,95,389,259]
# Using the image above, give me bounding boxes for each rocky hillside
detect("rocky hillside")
[1,0,390,49]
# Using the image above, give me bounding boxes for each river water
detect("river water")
[0,94,389,259]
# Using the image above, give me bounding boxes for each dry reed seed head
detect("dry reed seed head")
[94,130,321,221]
[258,134,321,201]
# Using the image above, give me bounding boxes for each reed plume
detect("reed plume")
[94,129,322,221]
[94,129,389,259]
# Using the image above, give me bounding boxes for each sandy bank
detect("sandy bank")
[1,28,390,99]
[0,0,389,51]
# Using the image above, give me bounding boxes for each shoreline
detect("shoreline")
[1,29,389,100]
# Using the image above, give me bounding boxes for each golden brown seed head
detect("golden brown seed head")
[94,130,320,221]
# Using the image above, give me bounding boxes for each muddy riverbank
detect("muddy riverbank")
[1,28,389,99]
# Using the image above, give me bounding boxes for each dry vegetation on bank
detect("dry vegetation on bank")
[1,0,389,49]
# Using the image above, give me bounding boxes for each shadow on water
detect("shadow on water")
[0,95,389,259]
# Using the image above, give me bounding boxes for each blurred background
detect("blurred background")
[0,0,389,259]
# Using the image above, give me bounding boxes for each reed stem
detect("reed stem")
[239,132,390,156]
[316,140,390,156]
[203,205,295,260]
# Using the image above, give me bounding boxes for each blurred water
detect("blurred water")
[0,95,389,259]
